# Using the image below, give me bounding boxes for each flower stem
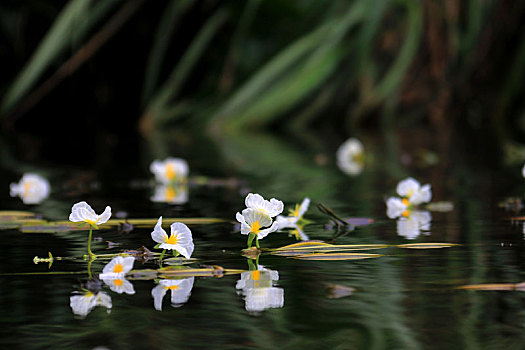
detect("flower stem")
[247,233,255,248]
[87,225,95,260]
[255,237,260,249]
[159,249,166,267]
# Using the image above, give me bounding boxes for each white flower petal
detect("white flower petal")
[297,198,310,219]
[151,217,168,244]
[97,206,112,224]
[396,178,420,198]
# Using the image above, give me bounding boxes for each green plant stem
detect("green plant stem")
[255,237,260,249]
[87,225,95,260]
[159,249,166,267]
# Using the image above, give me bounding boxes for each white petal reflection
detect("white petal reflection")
[236,266,284,313]
[151,183,188,204]
[151,277,194,311]
[70,291,112,318]
[101,277,135,295]
[396,211,432,240]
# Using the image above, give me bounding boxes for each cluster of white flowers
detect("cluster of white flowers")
[235,193,283,245]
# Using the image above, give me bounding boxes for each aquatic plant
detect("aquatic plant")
[98,255,135,296]
[150,157,189,184]
[236,209,280,249]
[9,173,50,204]
[236,193,283,249]
[69,201,112,259]
[151,216,194,265]
[276,198,310,228]
[152,277,195,311]
[336,138,365,176]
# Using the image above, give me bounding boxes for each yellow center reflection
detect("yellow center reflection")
[167,285,179,290]
[114,279,123,286]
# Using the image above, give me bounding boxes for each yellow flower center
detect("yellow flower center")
[85,218,98,225]
[113,264,124,273]
[114,279,123,286]
[167,285,179,290]
[402,210,410,217]
[251,270,260,281]
[166,233,179,245]
[165,163,176,180]
[402,198,409,206]
[250,221,261,234]
[23,182,32,196]
[353,152,364,163]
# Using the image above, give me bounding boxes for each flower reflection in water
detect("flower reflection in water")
[99,256,135,295]
[70,290,112,318]
[9,173,50,204]
[152,277,195,311]
[236,264,284,313]
[396,211,432,240]
[151,183,188,205]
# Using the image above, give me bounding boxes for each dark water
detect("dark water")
[1,128,525,350]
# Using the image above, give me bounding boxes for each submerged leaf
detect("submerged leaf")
[326,284,355,299]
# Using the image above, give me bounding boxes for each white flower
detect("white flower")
[150,158,189,184]
[99,256,135,279]
[151,217,194,258]
[522,163,525,178]
[151,184,188,204]
[236,208,280,240]
[336,138,364,175]
[236,266,284,313]
[396,211,432,239]
[151,277,194,311]
[396,178,431,206]
[386,197,409,219]
[69,201,111,226]
[70,291,112,317]
[244,193,283,218]
[276,198,310,229]
[10,173,50,204]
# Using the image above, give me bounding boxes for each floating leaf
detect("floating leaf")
[291,253,382,261]
[396,243,458,249]
[20,223,86,233]
[457,282,525,291]
[0,211,37,219]
[271,241,388,257]
[425,201,454,212]
[127,266,244,279]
